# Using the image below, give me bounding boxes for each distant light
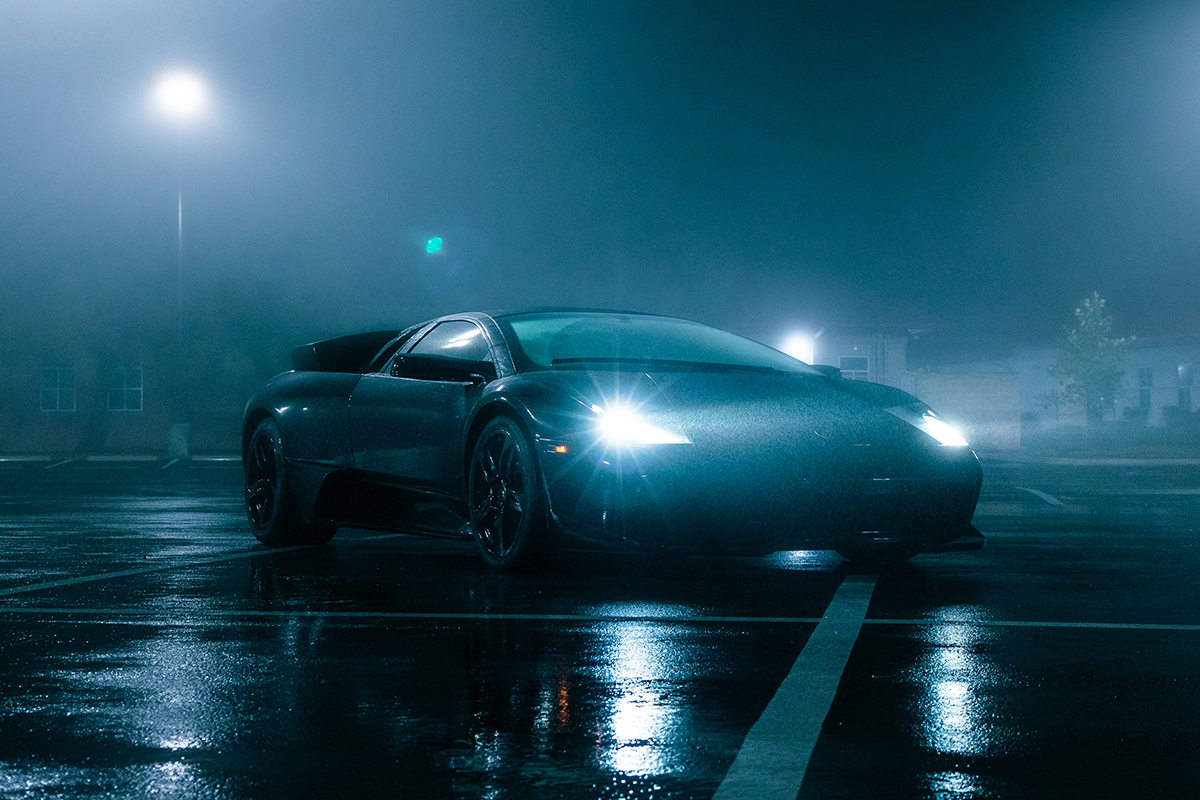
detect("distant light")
[781,333,814,364]
[426,237,443,254]
[553,445,568,454]
[153,69,208,122]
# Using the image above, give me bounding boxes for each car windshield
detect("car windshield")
[497,312,819,375]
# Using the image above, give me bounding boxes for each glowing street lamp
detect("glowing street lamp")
[152,69,209,325]
[152,68,209,458]
[781,332,815,364]
[153,70,209,123]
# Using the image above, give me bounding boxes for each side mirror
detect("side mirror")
[391,354,497,385]
[812,364,842,379]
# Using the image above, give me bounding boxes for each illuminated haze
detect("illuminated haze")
[4,0,1200,364]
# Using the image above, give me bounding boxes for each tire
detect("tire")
[244,418,336,546]
[468,417,548,570]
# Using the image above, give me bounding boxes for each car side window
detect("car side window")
[407,320,491,362]
[366,330,418,373]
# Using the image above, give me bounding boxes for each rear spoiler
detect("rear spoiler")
[290,330,404,373]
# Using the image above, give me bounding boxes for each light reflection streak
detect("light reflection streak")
[0,762,207,797]
[927,770,986,796]
[761,549,843,570]
[52,627,262,759]
[592,611,692,778]
[911,606,1000,759]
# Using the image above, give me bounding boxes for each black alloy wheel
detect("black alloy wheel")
[468,417,547,569]
[244,418,335,546]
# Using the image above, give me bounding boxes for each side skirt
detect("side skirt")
[313,470,472,539]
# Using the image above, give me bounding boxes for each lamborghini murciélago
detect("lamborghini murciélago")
[242,309,983,568]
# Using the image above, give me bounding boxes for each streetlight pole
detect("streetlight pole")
[177,185,183,353]
[152,68,208,458]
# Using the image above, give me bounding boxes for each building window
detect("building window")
[108,367,143,411]
[1138,367,1153,408]
[1178,364,1193,412]
[41,367,76,411]
[838,356,869,380]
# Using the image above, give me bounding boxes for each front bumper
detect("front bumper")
[538,436,983,554]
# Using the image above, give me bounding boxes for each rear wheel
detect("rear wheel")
[468,417,548,570]
[245,418,336,546]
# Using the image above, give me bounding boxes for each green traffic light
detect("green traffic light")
[426,237,443,254]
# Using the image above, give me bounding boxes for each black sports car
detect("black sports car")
[243,309,983,568]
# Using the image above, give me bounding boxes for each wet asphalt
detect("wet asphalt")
[0,455,1198,798]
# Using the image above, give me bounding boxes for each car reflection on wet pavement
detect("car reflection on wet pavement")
[1,456,1199,797]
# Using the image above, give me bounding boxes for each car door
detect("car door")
[349,319,494,498]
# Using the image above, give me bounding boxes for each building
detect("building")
[1119,335,1199,426]
[4,321,1196,457]
[811,331,908,387]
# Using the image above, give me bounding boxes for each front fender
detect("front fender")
[469,374,595,448]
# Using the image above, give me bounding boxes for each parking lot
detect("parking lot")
[1,455,1198,798]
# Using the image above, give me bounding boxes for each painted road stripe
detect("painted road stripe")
[713,574,877,800]
[1014,486,1064,506]
[84,455,158,462]
[0,607,1195,632]
[0,549,312,597]
[868,618,1200,631]
[0,533,424,598]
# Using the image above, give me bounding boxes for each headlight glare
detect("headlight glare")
[591,404,691,445]
[917,410,969,447]
[887,403,969,447]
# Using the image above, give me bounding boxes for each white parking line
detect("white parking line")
[0,548,312,597]
[84,455,157,462]
[713,574,878,800]
[0,607,1196,633]
[1015,486,1064,506]
[0,533,420,598]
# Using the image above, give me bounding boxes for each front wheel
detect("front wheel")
[468,418,548,570]
[245,418,336,546]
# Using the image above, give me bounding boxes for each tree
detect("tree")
[1045,292,1129,424]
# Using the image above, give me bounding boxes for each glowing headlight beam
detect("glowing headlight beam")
[886,404,969,447]
[591,404,691,445]
[918,411,969,447]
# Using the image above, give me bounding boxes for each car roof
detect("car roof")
[480,307,673,320]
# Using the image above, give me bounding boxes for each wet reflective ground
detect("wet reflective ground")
[1,456,1198,797]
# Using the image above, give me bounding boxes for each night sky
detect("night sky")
[4,0,1200,362]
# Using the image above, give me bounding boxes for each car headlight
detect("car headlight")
[591,404,691,445]
[886,403,969,447]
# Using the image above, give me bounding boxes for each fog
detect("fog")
[4,1,1200,450]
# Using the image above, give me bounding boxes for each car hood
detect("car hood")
[534,368,935,464]
[515,368,979,547]
[646,370,909,447]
